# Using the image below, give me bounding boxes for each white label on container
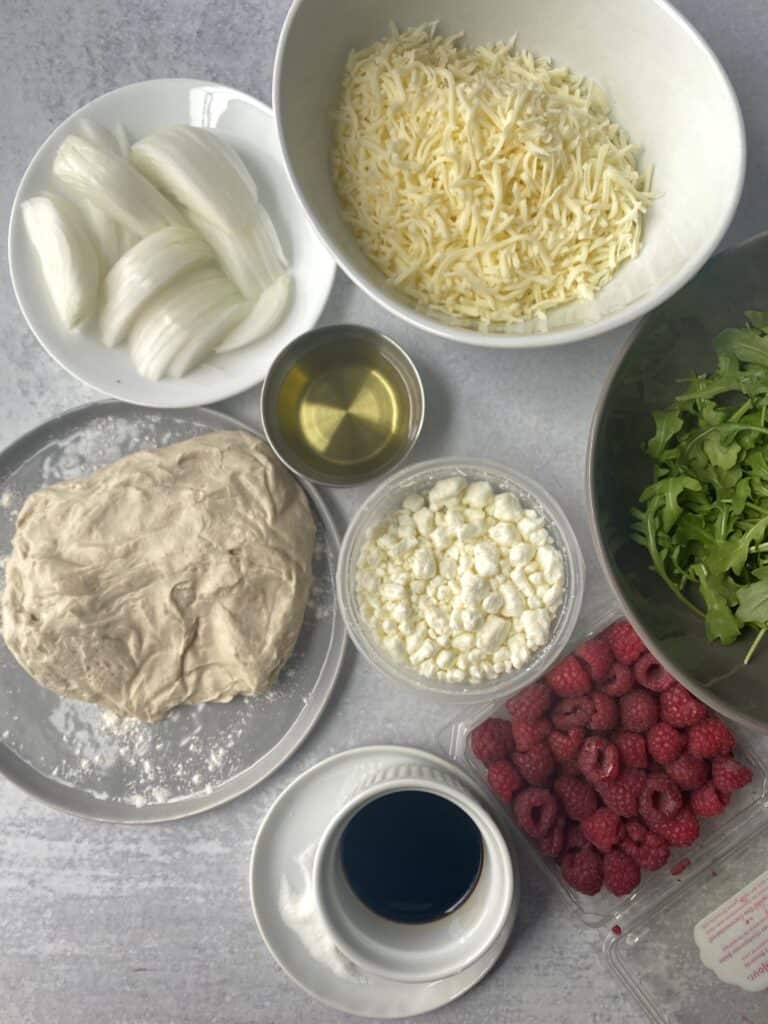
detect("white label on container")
[694,868,768,992]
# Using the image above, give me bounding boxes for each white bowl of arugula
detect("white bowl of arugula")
[589,231,768,733]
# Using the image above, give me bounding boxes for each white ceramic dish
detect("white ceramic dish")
[8,78,336,408]
[249,745,519,1018]
[273,0,745,348]
[313,756,515,984]
[336,457,584,703]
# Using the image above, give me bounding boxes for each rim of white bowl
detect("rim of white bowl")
[336,456,585,702]
[273,0,746,349]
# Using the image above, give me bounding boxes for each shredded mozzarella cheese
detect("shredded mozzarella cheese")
[332,24,654,326]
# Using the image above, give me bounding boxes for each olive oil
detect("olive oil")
[275,338,413,483]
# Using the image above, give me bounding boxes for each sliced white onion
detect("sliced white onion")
[131,125,261,227]
[54,134,185,238]
[71,120,138,268]
[128,267,247,380]
[131,125,286,298]
[100,226,213,348]
[216,274,292,352]
[21,193,100,329]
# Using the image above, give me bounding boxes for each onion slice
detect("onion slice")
[216,274,292,352]
[21,193,100,329]
[100,226,213,348]
[128,267,247,380]
[131,125,286,298]
[54,134,185,238]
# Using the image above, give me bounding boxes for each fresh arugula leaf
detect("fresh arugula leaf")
[736,579,768,622]
[639,476,701,533]
[633,310,768,660]
[714,327,768,367]
[702,432,741,470]
[647,409,683,460]
[693,566,742,644]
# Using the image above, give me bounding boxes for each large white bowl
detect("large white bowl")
[274,0,745,349]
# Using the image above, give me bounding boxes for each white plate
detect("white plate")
[249,745,519,1018]
[8,78,336,408]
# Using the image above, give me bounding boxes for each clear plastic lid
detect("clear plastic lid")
[605,813,768,1023]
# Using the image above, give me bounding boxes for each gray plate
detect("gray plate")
[588,230,768,734]
[0,401,346,821]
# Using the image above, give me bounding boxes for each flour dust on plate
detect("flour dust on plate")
[340,789,484,924]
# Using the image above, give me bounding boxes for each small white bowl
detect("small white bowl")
[336,457,584,703]
[273,0,744,348]
[8,78,336,408]
[312,758,515,984]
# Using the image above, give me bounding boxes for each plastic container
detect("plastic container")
[441,601,768,1023]
[336,456,584,703]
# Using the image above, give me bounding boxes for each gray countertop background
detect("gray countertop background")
[2,1,768,1022]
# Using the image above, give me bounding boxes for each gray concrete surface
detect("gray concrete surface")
[2,2,767,1021]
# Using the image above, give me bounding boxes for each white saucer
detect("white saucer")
[249,745,519,1018]
[8,78,336,408]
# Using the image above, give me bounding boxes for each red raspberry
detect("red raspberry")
[561,846,604,895]
[563,821,590,855]
[690,782,730,818]
[548,727,585,763]
[578,736,621,784]
[582,807,623,852]
[660,683,707,728]
[622,829,669,871]
[639,775,683,825]
[551,695,593,731]
[471,718,513,764]
[545,655,592,697]
[575,635,613,683]
[620,689,659,733]
[537,816,566,859]
[666,753,709,791]
[712,756,753,794]
[554,776,599,821]
[646,722,687,765]
[559,759,582,777]
[652,807,700,847]
[613,731,648,769]
[625,818,648,844]
[688,719,736,759]
[506,682,551,722]
[633,651,675,693]
[599,662,634,698]
[487,760,523,803]
[598,777,639,818]
[513,743,555,786]
[511,717,552,752]
[513,787,558,838]
[589,692,619,732]
[605,621,646,665]
[621,768,647,799]
[604,849,642,896]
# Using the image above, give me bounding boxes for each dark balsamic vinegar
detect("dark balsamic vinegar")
[340,790,484,925]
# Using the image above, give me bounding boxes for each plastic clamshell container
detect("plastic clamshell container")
[441,599,768,1024]
[337,456,584,703]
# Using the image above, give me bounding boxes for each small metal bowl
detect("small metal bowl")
[261,324,424,487]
